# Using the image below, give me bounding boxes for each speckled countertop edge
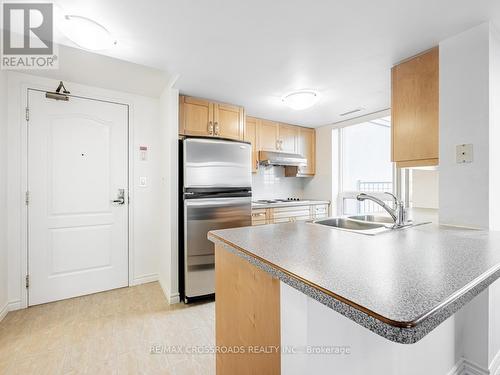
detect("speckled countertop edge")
[208,232,500,344]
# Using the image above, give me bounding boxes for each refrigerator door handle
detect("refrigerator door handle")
[185,197,251,207]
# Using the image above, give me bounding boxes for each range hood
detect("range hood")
[258,151,307,167]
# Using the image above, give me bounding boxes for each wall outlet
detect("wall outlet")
[456,144,473,164]
[139,176,148,187]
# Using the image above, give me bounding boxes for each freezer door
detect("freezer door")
[184,196,251,299]
[184,138,252,189]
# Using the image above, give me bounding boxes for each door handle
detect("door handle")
[112,189,126,205]
[208,121,214,135]
[214,122,220,136]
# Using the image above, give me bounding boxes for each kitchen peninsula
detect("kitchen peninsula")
[208,219,500,375]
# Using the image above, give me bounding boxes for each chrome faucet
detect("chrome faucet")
[356,192,408,228]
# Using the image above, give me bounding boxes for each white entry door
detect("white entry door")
[27,89,129,306]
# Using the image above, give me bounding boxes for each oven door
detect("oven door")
[184,196,251,300]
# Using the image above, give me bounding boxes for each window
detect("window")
[338,116,394,215]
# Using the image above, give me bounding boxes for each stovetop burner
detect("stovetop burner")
[254,198,302,204]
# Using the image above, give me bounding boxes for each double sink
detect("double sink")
[314,215,427,235]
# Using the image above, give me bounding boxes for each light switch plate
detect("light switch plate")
[139,176,147,187]
[456,144,473,164]
[139,146,148,161]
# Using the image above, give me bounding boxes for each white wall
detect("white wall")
[252,167,306,200]
[439,22,500,371]
[15,44,170,98]
[411,170,439,209]
[158,82,181,304]
[439,23,491,229]
[490,24,500,234]
[302,126,337,206]
[489,25,500,368]
[6,65,170,308]
[0,70,8,320]
[281,282,461,375]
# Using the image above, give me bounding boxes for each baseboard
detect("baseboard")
[130,273,158,286]
[448,358,490,375]
[0,302,8,322]
[158,277,181,305]
[168,292,180,304]
[7,300,22,311]
[0,299,23,322]
[490,350,500,375]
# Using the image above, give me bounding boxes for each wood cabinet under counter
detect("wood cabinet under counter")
[251,202,329,225]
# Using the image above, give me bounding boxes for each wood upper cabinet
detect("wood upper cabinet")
[252,116,316,176]
[257,121,298,153]
[214,103,244,140]
[297,127,315,175]
[245,116,259,173]
[392,47,439,167]
[179,95,244,141]
[278,123,299,153]
[179,96,214,137]
[258,120,279,151]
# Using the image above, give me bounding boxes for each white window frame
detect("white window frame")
[335,110,399,216]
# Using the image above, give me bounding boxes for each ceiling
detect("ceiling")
[52,0,500,127]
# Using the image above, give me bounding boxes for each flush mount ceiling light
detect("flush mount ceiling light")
[60,15,117,51]
[282,90,320,111]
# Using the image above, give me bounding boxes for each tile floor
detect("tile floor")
[0,282,215,375]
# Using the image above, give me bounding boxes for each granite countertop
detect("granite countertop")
[251,199,330,209]
[208,211,500,344]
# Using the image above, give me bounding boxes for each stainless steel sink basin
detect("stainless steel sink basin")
[348,214,400,224]
[313,216,430,235]
[313,218,391,235]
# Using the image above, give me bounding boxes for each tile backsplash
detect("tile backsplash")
[252,166,305,200]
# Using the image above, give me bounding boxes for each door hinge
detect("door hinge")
[25,275,29,288]
[25,191,30,206]
[25,107,29,122]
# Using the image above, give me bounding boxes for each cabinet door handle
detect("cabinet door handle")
[214,122,220,136]
[208,121,214,135]
[252,212,266,217]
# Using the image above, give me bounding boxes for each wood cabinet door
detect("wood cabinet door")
[298,127,315,175]
[258,120,279,151]
[179,96,214,136]
[278,123,298,153]
[215,246,281,375]
[214,103,244,141]
[392,47,439,166]
[245,116,259,172]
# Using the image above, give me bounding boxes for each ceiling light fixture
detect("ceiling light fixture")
[60,15,117,51]
[282,90,319,111]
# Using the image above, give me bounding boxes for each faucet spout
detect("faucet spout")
[356,193,407,227]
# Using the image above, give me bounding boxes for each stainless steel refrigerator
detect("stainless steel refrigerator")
[180,137,252,303]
